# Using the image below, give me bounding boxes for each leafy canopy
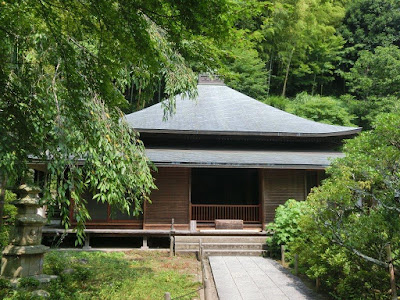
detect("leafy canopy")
[266,199,307,257]
[286,92,356,126]
[288,113,400,297]
[0,0,232,243]
[345,45,400,98]
[339,0,400,70]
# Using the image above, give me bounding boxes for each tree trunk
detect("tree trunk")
[311,73,317,96]
[386,244,397,300]
[281,47,295,98]
[267,54,273,98]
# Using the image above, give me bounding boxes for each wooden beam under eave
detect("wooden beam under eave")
[28,162,47,173]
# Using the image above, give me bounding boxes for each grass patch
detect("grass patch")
[0,250,201,300]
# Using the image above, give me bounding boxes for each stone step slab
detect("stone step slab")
[176,249,266,256]
[174,236,268,244]
[175,242,266,251]
[206,249,266,256]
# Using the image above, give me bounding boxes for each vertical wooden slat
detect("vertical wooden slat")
[146,167,190,226]
[188,168,192,222]
[191,204,260,223]
[107,204,111,222]
[303,170,307,200]
[264,169,306,223]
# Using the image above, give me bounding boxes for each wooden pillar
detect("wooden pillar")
[259,169,265,229]
[83,233,92,250]
[141,236,149,250]
[188,168,192,224]
[169,236,174,257]
[143,197,147,229]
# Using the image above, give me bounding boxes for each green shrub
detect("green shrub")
[266,198,391,298]
[76,265,91,280]
[289,210,390,299]
[0,277,11,289]
[262,95,290,110]
[286,92,356,126]
[0,190,17,250]
[43,251,69,275]
[266,199,308,258]
[19,277,40,288]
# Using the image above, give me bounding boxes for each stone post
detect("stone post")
[1,184,49,278]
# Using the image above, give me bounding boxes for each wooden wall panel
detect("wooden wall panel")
[263,169,306,224]
[144,167,190,226]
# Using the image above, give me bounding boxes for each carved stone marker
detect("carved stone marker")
[1,184,49,278]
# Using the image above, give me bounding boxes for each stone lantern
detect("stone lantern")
[1,184,49,278]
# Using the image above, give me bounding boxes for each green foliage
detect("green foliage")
[44,250,69,276]
[223,45,269,100]
[290,212,390,299]
[339,0,400,70]
[1,250,201,299]
[0,277,11,289]
[286,92,356,126]
[262,95,290,110]
[259,0,345,96]
[18,277,40,289]
[0,191,17,250]
[0,278,10,299]
[0,277,43,300]
[341,94,400,129]
[220,1,270,100]
[216,0,348,97]
[263,92,356,126]
[345,46,400,98]
[43,251,198,300]
[266,199,308,257]
[0,0,232,241]
[287,113,400,298]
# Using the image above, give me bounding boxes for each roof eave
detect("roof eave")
[134,128,362,138]
[152,162,328,169]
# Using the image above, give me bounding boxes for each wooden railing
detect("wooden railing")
[191,204,260,223]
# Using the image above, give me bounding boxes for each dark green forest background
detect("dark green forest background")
[125,0,400,131]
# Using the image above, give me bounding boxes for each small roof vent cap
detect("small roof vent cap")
[198,73,225,85]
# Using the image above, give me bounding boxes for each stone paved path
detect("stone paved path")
[209,256,321,300]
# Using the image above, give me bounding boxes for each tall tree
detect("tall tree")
[223,44,269,100]
[345,45,400,98]
[0,0,231,242]
[218,0,270,100]
[339,0,400,71]
[260,0,345,96]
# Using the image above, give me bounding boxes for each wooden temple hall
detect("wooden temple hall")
[43,75,360,243]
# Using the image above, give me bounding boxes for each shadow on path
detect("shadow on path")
[209,256,324,300]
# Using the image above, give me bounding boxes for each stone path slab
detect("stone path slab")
[209,256,322,300]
